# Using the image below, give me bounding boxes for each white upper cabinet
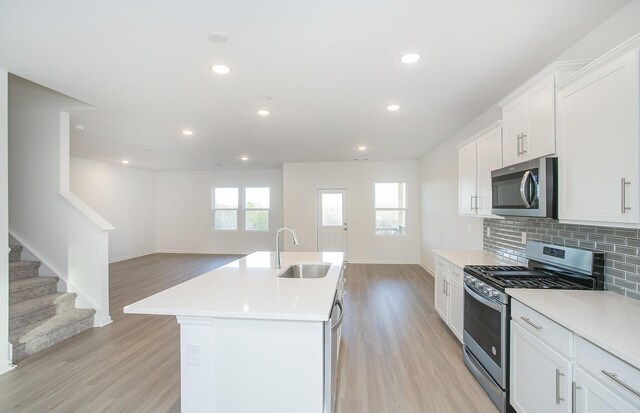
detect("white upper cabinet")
[500,61,590,167]
[458,140,477,215]
[475,125,503,216]
[458,122,502,217]
[557,35,640,226]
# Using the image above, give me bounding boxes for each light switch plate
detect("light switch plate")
[521,232,527,245]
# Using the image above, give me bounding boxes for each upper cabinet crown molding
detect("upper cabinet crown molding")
[498,60,593,107]
[499,60,591,167]
[457,120,503,149]
[558,32,640,90]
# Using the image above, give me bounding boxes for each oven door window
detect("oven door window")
[492,169,539,210]
[464,288,503,368]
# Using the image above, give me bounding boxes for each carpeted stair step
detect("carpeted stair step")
[9,244,22,262]
[10,308,95,363]
[9,260,40,281]
[9,292,77,330]
[9,276,59,304]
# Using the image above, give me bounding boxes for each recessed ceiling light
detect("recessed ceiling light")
[122,159,130,165]
[207,31,228,43]
[73,124,85,131]
[182,130,193,136]
[240,156,249,161]
[211,64,230,74]
[358,146,367,151]
[387,104,400,111]
[257,110,270,116]
[400,53,421,64]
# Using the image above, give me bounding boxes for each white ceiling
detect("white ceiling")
[0,0,631,170]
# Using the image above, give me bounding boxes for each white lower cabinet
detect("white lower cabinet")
[448,279,464,341]
[433,254,463,343]
[575,368,639,413]
[510,321,572,413]
[434,268,449,322]
[511,299,640,413]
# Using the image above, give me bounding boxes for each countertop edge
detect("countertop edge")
[507,289,640,370]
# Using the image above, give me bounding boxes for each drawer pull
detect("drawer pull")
[601,369,640,398]
[520,316,543,330]
[555,369,565,404]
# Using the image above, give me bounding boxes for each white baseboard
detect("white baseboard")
[0,363,15,376]
[156,249,249,256]
[96,315,112,327]
[346,260,420,265]
[420,263,435,277]
[109,250,159,263]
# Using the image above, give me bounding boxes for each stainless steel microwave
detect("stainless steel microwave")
[491,157,557,218]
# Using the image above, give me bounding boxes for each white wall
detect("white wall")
[283,161,420,264]
[0,68,10,374]
[420,107,499,272]
[70,158,157,262]
[419,0,640,273]
[9,76,112,326]
[156,169,283,255]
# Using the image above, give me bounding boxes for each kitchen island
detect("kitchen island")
[124,251,345,413]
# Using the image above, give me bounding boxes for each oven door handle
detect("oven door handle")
[463,282,503,312]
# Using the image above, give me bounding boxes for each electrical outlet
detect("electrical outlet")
[521,232,527,245]
[467,223,473,234]
[187,343,200,366]
[487,227,491,238]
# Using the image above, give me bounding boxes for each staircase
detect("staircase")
[8,244,95,363]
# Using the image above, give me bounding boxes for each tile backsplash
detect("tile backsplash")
[483,217,640,301]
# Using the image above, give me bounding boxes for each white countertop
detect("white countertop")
[124,251,344,322]
[433,249,517,269]
[507,289,640,370]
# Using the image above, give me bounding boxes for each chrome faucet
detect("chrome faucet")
[275,226,299,269]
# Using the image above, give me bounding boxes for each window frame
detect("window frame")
[374,182,407,237]
[212,186,271,232]
[212,187,240,232]
[244,187,270,232]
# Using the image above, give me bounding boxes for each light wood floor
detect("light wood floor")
[0,256,497,413]
[336,264,497,412]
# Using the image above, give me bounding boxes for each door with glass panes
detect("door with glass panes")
[317,189,347,259]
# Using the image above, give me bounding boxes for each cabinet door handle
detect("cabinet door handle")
[601,369,640,397]
[520,316,543,330]
[474,195,479,211]
[621,178,631,214]
[572,382,582,413]
[516,133,522,156]
[443,279,447,295]
[521,133,527,154]
[470,195,474,211]
[556,369,565,404]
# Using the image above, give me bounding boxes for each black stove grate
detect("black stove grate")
[464,264,591,291]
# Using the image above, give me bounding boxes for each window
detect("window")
[375,183,406,235]
[212,186,270,231]
[321,193,343,227]
[213,187,239,230]
[245,187,270,231]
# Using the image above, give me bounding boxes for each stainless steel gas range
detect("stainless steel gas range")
[462,241,604,413]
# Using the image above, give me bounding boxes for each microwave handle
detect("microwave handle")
[520,171,532,208]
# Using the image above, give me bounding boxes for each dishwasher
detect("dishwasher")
[324,292,344,413]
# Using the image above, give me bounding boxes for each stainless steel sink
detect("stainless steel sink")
[278,263,331,279]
